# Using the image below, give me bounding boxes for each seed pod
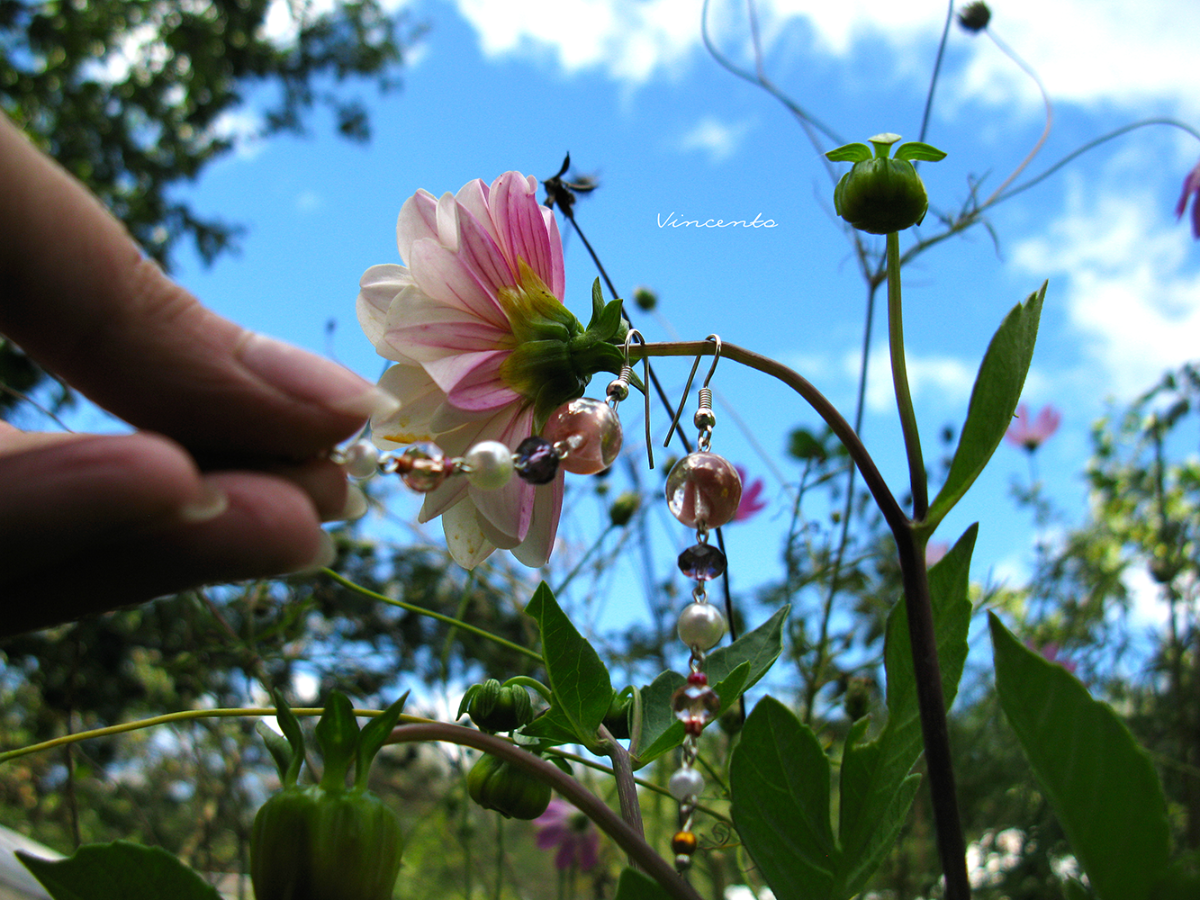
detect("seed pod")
[467,753,552,820]
[460,679,534,734]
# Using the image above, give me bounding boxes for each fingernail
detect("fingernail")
[295,530,337,574]
[237,333,399,420]
[178,482,228,524]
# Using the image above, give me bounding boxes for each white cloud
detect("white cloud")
[678,116,752,163]
[1012,182,1200,400]
[448,0,1197,117]
[843,343,977,414]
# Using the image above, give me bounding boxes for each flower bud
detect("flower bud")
[608,491,641,527]
[602,691,632,740]
[467,753,552,820]
[827,134,946,235]
[957,1,991,32]
[461,679,534,734]
[251,785,403,900]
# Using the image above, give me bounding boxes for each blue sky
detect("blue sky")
[162,0,1200,643]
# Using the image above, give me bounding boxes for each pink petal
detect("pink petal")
[438,352,523,412]
[490,173,558,294]
[384,290,511,364]
[554,841,576,871]
[455,178,503,256]
[535,827,568,850]
[470,406,538,542]
[512,474,565,567]
[1033,405,1061,438]
[576,832,600,871]
[456,199,523,297]
[541,205,566,299]
[435,191,460,250]
[408,239,509,329]
[418,472,471,523]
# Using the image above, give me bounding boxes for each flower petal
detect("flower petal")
[441,498,496,568]
[384,288,511,364]
[408,238,510,329]
[470,406,537,542]
[442,351,524,412]
[490,173,560,297]
[455,177,501,249]
[511,474,564,567]
[357,264,412,353]
[372,364,446,447]
[396,189,440,261]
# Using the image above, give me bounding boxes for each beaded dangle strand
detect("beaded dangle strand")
[662,336,742,871]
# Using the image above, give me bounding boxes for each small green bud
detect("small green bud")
[827,134,947,234]
[461,679,534,734]
[957,1,991,32]
[466,753,552,820]
[602,691,632,740]
[608,491,641,527]
[632,286,658,311]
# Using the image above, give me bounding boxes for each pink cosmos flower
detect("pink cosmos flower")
[1004,403,1061,452]
[733,466,767,522]
[1027,640,1077,676]
[533,798,600,872]
[1175,158,1200,240]
[356,172,572,569]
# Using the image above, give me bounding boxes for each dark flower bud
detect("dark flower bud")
[957,1,991,32]
[826,134,947,235]
[467,753,552,820]
[633,286,658,311]
[460,679,534,734]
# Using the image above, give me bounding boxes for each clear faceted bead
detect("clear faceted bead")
[671,682,720,728]
[399,443,449,493]
[677,602,726,651]
[677,543,727,581]
[513,436,560,485]
[664,452,743,529]
[542,398,623,475]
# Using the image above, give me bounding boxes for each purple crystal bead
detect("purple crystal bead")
[513,436,560,485]
[677,543,727,581]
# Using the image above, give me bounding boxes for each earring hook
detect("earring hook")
[607,329,654,469]
[664,335,721,448]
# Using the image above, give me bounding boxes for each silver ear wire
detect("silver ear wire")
[665,335,721,448]
[607,329,653,469]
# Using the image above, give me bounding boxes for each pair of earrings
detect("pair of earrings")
[332,330,652,493]
[662,335,742,872]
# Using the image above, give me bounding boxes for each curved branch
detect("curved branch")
[387,723,702,900]
[629,340,908,536]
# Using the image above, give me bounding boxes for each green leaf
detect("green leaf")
[613,866,673,900]
[355,691,409,789]
[271,689,304,787]
[729,697,839,900]
[1152,851,1200,900]
[835,525,976,897]
[825,143,872,163]
[255,719,293,782]
[525,582,613,747]
[589,277,605,326]
[990,613,1170,900]
[894,141,947,162]
[519,704,583,746]
[588,298,626,343]
[632,606,787,764]
[19,841,221,900]
[926,283,1045,531]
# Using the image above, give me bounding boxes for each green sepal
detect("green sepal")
[355,691,409,790]
[256,719,294,784]
[588,277,606,327]
[271,689,305,788]
[825,143,873,163]
[315,691,359,790]
[894,141,947,162]
[587,297,627,343]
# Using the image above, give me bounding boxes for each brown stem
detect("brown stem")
[599,725,646,862]
[386,723,702,900]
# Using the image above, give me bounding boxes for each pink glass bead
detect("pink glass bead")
[542,397,623,475]
[398,443,449,493]
[665,452,743,529]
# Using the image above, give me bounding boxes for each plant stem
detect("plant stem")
[886,232,928,520]
[600,725,647,859]
[322,568,543,664]
[387,723,703,900]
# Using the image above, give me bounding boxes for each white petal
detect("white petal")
[441,499,496,569]
[396,189,439,262]
[511,475,564,568]
[383,288,509,364]
[357,264,413,355]
[435,191,460,251]
[372,364,446,447]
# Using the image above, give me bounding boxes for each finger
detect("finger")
[0,115,396,459]
[0,437,344,636]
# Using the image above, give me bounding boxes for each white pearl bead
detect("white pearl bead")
[340,441,380,479]
[677,602,726,651]
[463,440,515,490]
[668,767,705,802]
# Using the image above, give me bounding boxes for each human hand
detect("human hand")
[0,114,395,634]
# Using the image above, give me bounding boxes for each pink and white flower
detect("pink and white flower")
[357,172,577,569]
[1004,403,1061,452]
